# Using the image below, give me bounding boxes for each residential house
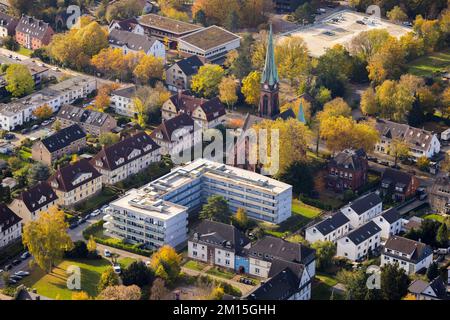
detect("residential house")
[108,29,165,61]
[0,76,96,131]
[137,14,202,48]
[108,18,145,35]
[247,236,316,279]
[178,25,241,63]
[188,220,250,271]
[380,168,419,202]
[372,207,402,239]
[402,216,423,233]
[47,159,102,207]
[327,148,368,192]
[336,221,382,261]
[2,177,17,189]
[381,236,433,274]
[9,182,58,222]
[110,85,136,117]
[428,176,450,214]
[340,192,383,228]
[305,212,350,243]
[31,124,86,166]
[0,204,21,248]
[56,105,117,136]
[245,258,312,300]
[375,119,441,161]
[161,91,226,129]
[408,277,448,300]
[165,55,204,91]
[90,132,161,185]
[0,12,18,38]
[15,15,54,50]
[150,113,202,156]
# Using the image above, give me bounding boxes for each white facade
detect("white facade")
[110,39,165,61]
[340,201,383,228]
[0,220,21,248]
[249,257,316,280]
[104,189,188,249]
[373,215,402,239]
[188,241,208,262]
[0,76,96,130]
[110,93,134,117]
[381,247,433,275]
[290,270,312,300]
[336,224,381,261]
[305,214,350,243]
[214,247,235,269]
[153,125,202,156]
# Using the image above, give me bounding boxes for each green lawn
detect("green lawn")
[206,267,235,280]
[118,257,136,269]
[75,187,118,214]
[407,49,450,77]
[17,46,33,57]
[292,199,322,218]
[183,260,207,272]
[312,273,344,300]
[20,259,111,299]
[423,214,445,223]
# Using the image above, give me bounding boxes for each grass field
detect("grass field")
[17,46,33,57]
[407,49,450,77]
[423,214,446,223]
[292,199,322,218]
[20,259,111,299]
[312,273,344,300]
[118,257,136,269]
[206,267,235,280]
[183,260,207,272]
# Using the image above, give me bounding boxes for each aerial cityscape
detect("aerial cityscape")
[0,0,449,304]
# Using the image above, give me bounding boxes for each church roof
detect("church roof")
[261,24,279,86]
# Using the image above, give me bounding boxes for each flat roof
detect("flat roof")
[179,25,240,51]
[138,14,202,35]
[110,189,187,221]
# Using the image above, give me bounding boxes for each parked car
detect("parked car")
[12,259,21,266]
[69,223,78,229]
[31,124,39,131]
[8,279,17,284]
[90,209,101,217]
[145,261,151,267]
[356,20,365,25]
[21,252,30,260]
[4,133,15,140]
[113,265,121,274]
[104,249,111,257]
[14,271,30,277]
[10,275,22,281]
[4,264,12,271]
[21,128,30,134]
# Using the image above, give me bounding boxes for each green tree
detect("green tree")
[336,269,368,300]
[436,222,448,247]
[5,64,34,97]
[387,6,408,22]
[426,262,439,281]
[225,10,239,32]
[22,207,73,273]
[99,132,120,146]
[191,64,225,98]
[380,263,410,300]
[278,161,314,195]
[230,33,253,78]
[150,245,182,285]
[98,267,120,291]
[199,195,231,223]
[27,162,51,186]
[87,235,97,253]
[311,241,336,271]
[0,185,11,203]
[121,261,154,287]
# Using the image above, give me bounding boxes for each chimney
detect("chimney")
[177,89,183,106]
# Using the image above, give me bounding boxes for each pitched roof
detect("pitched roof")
[16,15,52,40]
[330,148,367,170]
[109,18,139,32]
[376,118,436,152]
[0,203,21,232]
[274,108,295,121]
[346,221,381,245]
[311,212,350,236]
[168,92,226,122]
[56,105,116,130]
[408,277,447,299]
[91,132,160,171]
[48,159,101,193]
[190,220,249,254]
[40,124,86,153]
[382,168,414,187]
[179,25,240,51]
[261,24,278,86]
[138,14,202,35]
[384,236,432,263]
[112,85,136,99]
[150,113,195,143]
[17,181,58,213]
[174,55,204,76]
[346,192,382,215]
[109,29,158,53]
[380,207,401,224]
[249,236,315,265]
[0,12,17,32]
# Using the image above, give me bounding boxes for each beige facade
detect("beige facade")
[31,136,86,166]
[165,63,191,91]
[51,176,102,207]
[9,198,57,223]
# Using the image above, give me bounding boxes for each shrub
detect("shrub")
[299,195,332,210]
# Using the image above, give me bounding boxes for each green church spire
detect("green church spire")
[298,99,306,123]
[261,24,279,86]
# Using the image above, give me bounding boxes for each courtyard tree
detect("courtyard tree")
[133,54,165,84]
[199,195,231,223]
[98,267,120,291]
[241,71,261,108]
[380,263,410,300]
[27,162,52,186]
[234,208,249,229]
[22,207,73,273]
[191,64,225,98]
[99,132,120,146]
[5,64,34,97]
[436,222,449,247]
[150,245,182,285]
[32,104,53,120]
[311,241,336,271]
[389,138,410,166]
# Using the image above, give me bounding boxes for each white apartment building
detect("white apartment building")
[336,221,382,261]
[305,212,350,243]
[372,207,402,239]
[104,188,188,249]
[108,29,165,61]
[0,76,96,130]
[0,204,22,248]
[381,236,433,274]
[91,132,161,185]
[110,85,136,117]
[340,192,383,228]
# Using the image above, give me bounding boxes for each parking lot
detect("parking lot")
[279,9,411,57]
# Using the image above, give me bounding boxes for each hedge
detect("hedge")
[299,195,332,211]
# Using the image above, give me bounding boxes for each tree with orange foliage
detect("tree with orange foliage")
[133,54,165,84]
[32,104,53,120]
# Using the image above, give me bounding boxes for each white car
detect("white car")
[14,271,30,277]
[145,261,151,267]
[113,265,121,274]
[104,249,111,257]
[101,205,110,213]
[90,209,101,217]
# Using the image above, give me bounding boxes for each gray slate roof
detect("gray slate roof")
[16,15,52,40]
[109,29,157,53]
[0,203,21,232]
[41,124,86,153]
[380,207,401,224]
[347,192,382,215]
[18,181,58,213]
[384,236,433,263]
[57,105,116,129]
[313,212,350,236]
[346,221,381,245]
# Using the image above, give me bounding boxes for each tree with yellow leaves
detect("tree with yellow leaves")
[191,64,225,98]
[210,286,224,300]
[219,76,238,109]
[275,36,311,85]
[32,104,53,120]
[87,235,97,253]
[70,154,79,164]
[133,97,147,128]
[72,291,90,300]
[319,116,379,154]
[280,97,311,123]
[241,71,261,108]
[389,138,410,166]
[360,87,378,116]
[22,207,73,273]
[91,48,126,79]
[234,208,249,229]
[317,98,352,124]
[133,54,165,84]
[150,245,182,285]
[367,37,406,84]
